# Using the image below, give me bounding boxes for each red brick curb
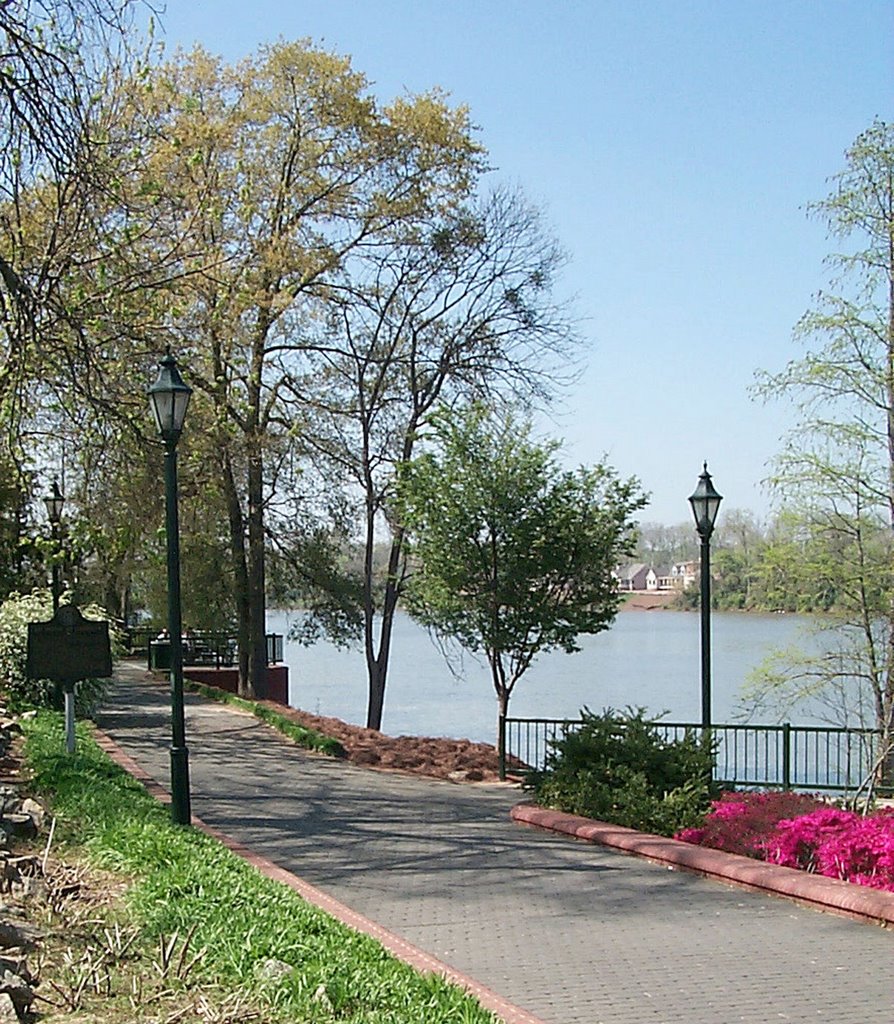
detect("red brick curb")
[90,727,545,1024]
[510,803,894,927]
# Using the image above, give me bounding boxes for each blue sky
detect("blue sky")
[149,0,892,525]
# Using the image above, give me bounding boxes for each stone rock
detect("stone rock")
[10,876,46,901]
[0,969,32,1014]
[5,858,38,878]
[18,802,42,830]
[0,919,42,950]
[0,818,35,843]
[3,857,41,899]
[254,957,294,984]
[0,992,16,1024]
[0,960,29,985]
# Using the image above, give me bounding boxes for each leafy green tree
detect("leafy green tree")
[396,405,647,727]
[753,119,894,747]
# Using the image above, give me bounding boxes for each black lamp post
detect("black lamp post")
[148,351,193,826]
[43,478,65,613]
[688,462,722,732]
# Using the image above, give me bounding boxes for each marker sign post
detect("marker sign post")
[26,605,112,754]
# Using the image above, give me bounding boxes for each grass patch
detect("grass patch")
[183,679,346,758]
[24,713,497,1023]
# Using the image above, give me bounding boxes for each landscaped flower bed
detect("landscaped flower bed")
[675,791,894,892]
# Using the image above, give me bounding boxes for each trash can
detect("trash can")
[149,639,172,671]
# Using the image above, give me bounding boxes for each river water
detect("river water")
[269,609,825,745]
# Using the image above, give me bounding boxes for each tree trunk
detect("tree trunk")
[496,687,509,728]
[363,507,409,729]
[247,449,267,699]
[366,659,386,732]
[365,532,404,730]
[220,453,251,693]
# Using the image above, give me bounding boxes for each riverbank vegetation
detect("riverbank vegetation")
[22,711,499,1023]
[634,507,885,616]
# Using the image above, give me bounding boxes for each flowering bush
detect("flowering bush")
[677,791,894,893]
[765,807,894,890]
[675,790,824,859]
[762,806,858,872]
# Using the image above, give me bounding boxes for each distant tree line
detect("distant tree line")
[635,508,866,614]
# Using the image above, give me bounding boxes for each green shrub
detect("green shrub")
[0,588,118,715]
[525,706,717,836]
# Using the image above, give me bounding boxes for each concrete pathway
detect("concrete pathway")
[97,666,894,1024]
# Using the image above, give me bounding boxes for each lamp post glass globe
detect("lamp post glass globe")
[688,462,722,539]
[148,352,192,442]
[43,478,64,524]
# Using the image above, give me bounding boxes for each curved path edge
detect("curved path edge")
[89,726,545,1024]
[510,802,894,927]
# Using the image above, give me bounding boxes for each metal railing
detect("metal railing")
[140,630,284,670]
[501,715,890,795]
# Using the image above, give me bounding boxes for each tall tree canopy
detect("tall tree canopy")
[0,0,155,607]
[3,23,585,732]
[118,41,485,695]
[304,185,578,728]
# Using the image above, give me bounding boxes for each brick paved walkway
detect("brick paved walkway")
[97,666,894,1024]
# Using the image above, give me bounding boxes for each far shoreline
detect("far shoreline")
[619,591,679,611]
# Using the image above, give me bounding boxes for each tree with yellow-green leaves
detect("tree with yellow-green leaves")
[110,40,487,697]
[0,0,168,611]
[753,120,894,767]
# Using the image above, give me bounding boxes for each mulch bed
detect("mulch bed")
[254,701,521,783]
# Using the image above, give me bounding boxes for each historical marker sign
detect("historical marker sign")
[26,604,112,684]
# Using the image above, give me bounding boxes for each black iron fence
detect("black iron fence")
[500,715,891,796]
[125,627,284,670]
